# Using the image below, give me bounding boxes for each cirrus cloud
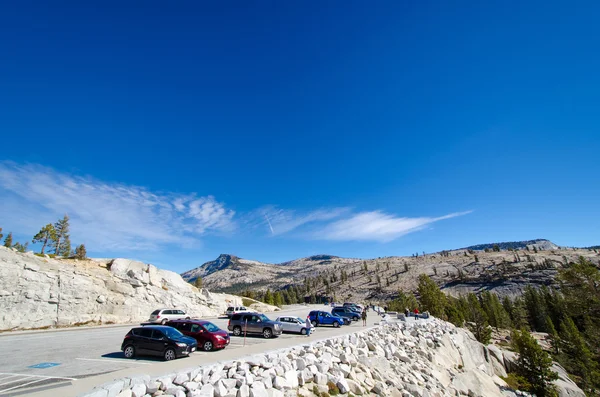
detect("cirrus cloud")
[0,162,235,251]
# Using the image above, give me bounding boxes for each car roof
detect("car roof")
[135,325,173,330]
[167,319,212,325]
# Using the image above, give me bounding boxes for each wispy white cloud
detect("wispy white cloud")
[0,162,235,251]
[247,206,351,236]
[313,211,472,242]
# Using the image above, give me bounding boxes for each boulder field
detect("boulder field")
[0,246,276,331]
[79,319,584,397]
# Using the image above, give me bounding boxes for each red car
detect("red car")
[166,320,230,351]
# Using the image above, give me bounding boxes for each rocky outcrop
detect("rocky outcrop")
[181,245,599,299]
[0,247,277,331]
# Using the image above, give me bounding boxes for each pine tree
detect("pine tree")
[466,293,492,344]
[193,277,203,289]
[52,215,71,256]
[13,242,28,252]
[559,317,599,393]
[264,289,274,305]
[0,227,3,241]
[545,316,559,355]
[3,232,13,248]
[32,224,56,255]
[417,274,446,317]
[74,244,87,259]
[511,329,558,397]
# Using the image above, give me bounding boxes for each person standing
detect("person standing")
[361,309,367,326]
[305,315,312,337]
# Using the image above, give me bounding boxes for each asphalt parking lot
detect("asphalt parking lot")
[0,305,382,397]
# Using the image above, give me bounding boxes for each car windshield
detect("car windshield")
[203,322,220,332]
[161,327,184,339]
[258,314,270,322]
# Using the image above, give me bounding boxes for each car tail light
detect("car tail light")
[156,315,160,319]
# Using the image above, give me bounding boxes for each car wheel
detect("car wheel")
[263,328,273,339]
[203,341,213,351]
[185,317,191,320]
[333,321,340,328]
[233,326,242,336]
[300,328,307,335]
[311,321,318,327]
[164,348,176,361]
[161,319,168,325]
[123,345,135,358]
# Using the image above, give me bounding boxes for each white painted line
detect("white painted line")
[0,378,47,394]
[0,373,77,381]
[0,375,19,382]
[75,358,151,365]
[0,376,30,387]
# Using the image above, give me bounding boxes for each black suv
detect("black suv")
[121,325,197,361]
[227,312,283,338]
[332,307,360,321]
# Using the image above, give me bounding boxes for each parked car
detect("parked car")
[275,316,314,335]
[148,309,190,324]
[166,319,230,351]
[331,307,360,321]
[121,325,197,361]
[308,310,345,328]
[225,306,250,318]
[228,312,283,338]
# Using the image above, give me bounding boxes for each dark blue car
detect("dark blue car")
[308,310,345,328]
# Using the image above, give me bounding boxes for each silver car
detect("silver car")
[148,309,191,324]
[275,316,314,335]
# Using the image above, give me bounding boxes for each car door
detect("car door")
[134,328,154,354]
[175,322,193,337]
[148,329,168,356]
[190,323,207,344]
[280,317,292,332]
[248,315,262,333]
[241,314,253,333]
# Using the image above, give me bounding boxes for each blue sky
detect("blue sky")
[1,1,599,273]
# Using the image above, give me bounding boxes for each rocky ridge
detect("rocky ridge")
[181,243,599,300]
[79,318,584,397]
[0,246,277,331]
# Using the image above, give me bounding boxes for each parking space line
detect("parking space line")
[75,358,151,365]
[0,373,76,381]
[0,376,31,387]
[0,378,47,394]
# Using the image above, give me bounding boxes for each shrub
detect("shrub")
[242,297,256,307]
[327,381,339,396]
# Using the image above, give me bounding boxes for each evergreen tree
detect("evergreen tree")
[512,329,558,397]
[492,244,500,252]
[52,215,71,256]
[32,224,56,255]
[481,291,511,330]
[263,289,274,305]
[524,286,548,331]
[545,316,559,355]
[193,277,203,289]
[465,293,492,344]
[444,296,465,327]
[273,291,284,307]
[60,238,72,257]
[559,317,600,393]
[363,261,368,273]
[0,227,3,241]
[417,274,446,317]
[388,290,418,312]
[74,244,87,259]
[3,232,13,248]
[13,242,28,252]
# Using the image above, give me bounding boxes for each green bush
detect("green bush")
[242,297,257,307]
[327,381,339,396]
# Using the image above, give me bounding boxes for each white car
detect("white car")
[275,316,314,335]
[148,309,191,324]
[225,306,250,318]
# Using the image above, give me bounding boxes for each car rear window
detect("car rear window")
[151,310,160,315]
[227,307,234,311]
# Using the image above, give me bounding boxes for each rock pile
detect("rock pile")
[81,319,532,397]
[0,247,277,331]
